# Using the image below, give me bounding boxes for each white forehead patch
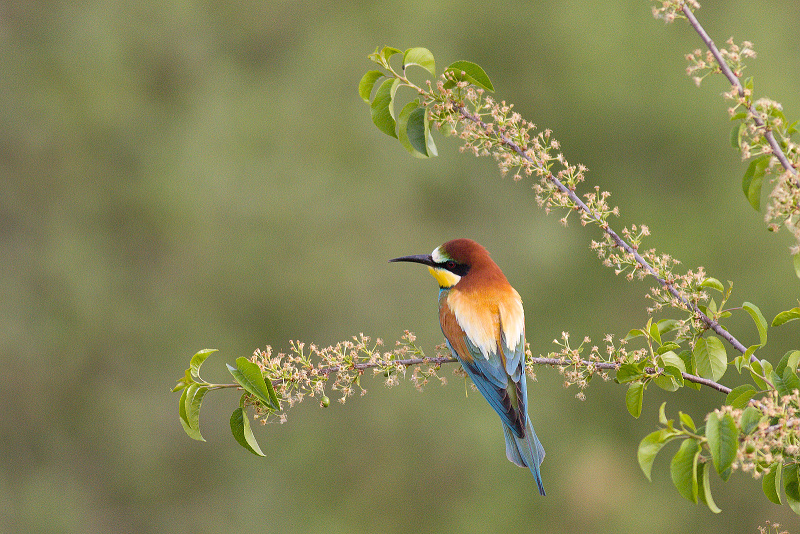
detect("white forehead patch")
[431,246,447,263]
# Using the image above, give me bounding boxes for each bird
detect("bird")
[390,238,545,495]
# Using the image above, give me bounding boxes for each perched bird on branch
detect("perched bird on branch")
[390,238,545,495]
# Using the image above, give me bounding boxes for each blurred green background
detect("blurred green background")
[3,1,800,532]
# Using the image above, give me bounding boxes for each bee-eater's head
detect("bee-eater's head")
[389,238,492,289]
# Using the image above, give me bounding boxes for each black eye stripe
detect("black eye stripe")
[440,261,470,277]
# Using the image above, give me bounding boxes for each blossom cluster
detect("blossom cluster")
[686,38,756,86]
[731,390,800,476]
[247,332,450,424]
[682,26,800,253]
[651,0,700,24]
[540,332,614,401]
[758,520,789,534]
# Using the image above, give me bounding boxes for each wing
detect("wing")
[501,326,528,415]
[440,294,527,438]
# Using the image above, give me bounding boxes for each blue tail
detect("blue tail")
[503,418,546,496]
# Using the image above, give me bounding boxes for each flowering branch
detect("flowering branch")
[654,1,800,254]
[354,41,800,514]
[454,103,749,357]
[680,5,798,181]
[177,330,735,428]
[175,5,800,516]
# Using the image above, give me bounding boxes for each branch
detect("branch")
[681,5,799,182]
[307,353,732,394]
[454,103,751,359]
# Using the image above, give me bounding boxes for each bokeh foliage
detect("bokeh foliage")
[3,1,800,533]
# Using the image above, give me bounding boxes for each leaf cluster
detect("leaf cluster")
[173,349,279,456]
[359,46,493,159]
[173,7,800,520]
[631,306,800,514]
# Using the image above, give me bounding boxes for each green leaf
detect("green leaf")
[173,368,192,392]
[656,343,682,355]
[730,122,745,148]
[227,356,280,410]
[647,318,661,345]
[762,462,783,505]
[190,348,217,379]
[617,363,644,384]
[783,462,800,514]
[380,46,402,61]
[679,412,696,432]
[726,384,757,409]
[178,387,192,432]
[772,307,800,327]
[402,47,435,76]
[776,350,800,376]
[367,46,380,63]
[739,345,759,371]
[179,417,203,442]
[638,429,677,481]
[787,351,800,375]
[658,401,669,426]
[654,365,683,392]
[693,337,727,382]
[389,80,401,120]
[659,351,687,373]
[791,351,800,373]
[626,382,644,418]
[678,350,701,391]
[186,384,208,427]
[358,70,384,102]
[398,100,423,156]
[671,438,700,503]
[768,106,787,123]
[750,359,773,390]
[625,328,646,340]
[178,385,188,424]
[698,462,722,513]
[700,277,724,292]
[230,407,265,457]
[444,60,495,92]
[740,406,763,435]
[407,106,429,156]
[179,385,205,441]
[657,319,680,336]
[774,367,800,398]
[706,412,738,480]
[741,155,770,211]
[742,302,768,346]
[423,105,437,157]
[398,100,438,159]
[370,78,400,138]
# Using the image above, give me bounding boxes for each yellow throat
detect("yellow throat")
[428,265,461,289]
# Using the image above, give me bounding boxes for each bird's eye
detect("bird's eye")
[446,261,457,270]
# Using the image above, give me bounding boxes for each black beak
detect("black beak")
[389,254,436,267]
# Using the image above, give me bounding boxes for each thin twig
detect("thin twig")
[681,5,799,183]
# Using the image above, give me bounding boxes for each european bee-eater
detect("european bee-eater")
[390,238,545,495]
